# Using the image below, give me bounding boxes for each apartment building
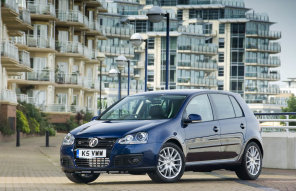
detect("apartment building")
[1,0,110,125]
[139,0,281,110]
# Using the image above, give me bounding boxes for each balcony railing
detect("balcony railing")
[100,26,134,38]
[245,86,280,94]
[88,21,100,31]
[16,94,36,105]
[55,73,82,85]
[56,41,84,55]
[177,77,217,87]
[0,89,17,103]
[178,61,217,70]
[57,10,84,24]
[27,1,55,16]
[19,9,31,25]
[43,104,90,113]
[246,43,281,53]
[246,30,281,39]
[246,12,269,22]
[83,47,92,59]
[2,0,19,14]
[27,35,55,49]
[178,44,218,54]
[99,46,134,57]
[26,70,55,82]
[245,72,280,81]
[10,33,26,45]
[1,41,19,62]
[19,50,30,68]
[246,57,281,67]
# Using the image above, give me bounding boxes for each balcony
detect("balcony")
[86,21,105,37]
[245,57,281,67]
[56,10,85,28]
[16,94,36,105]
[178,44,218,55]
[1,0,19,17]
[26,70,55,82]
[245,86,280,95]
[246,30,281,40]
[100,26,134,39]
[83,79,100,90]
[99,46,134,58]
[246,12,270,23]
[27,35,55,51]
[56,41,84,57]
[0,89,17,104]
[43,104,90,113]
[178,25,216,37]
[245,72,280,81]
[178,60,217,71]
[28,1,56,20]
[177,77,217,87]
[246,43,281,54]
[55,73,82,86]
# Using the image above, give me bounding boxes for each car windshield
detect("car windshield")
[100,95,187,120]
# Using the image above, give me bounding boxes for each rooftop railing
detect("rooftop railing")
[27,1,55,16]
[1,41,19,62]
[0,89,17,103]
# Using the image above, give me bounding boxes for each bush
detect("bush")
[0,120,14,136]
[28,117,40,134]
[16,110,30,134]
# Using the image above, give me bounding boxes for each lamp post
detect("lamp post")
[115,55,130,96]
[130,33,148,92]
[96,53,105,115]
[147,6,170,90]
[109,68,121,100]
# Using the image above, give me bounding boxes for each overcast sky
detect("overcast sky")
[245,0,296,81]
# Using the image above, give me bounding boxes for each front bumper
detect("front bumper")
[60,142,161,173]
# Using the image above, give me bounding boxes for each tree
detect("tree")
[281,95,296,126]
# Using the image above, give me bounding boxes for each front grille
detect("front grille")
[75,158,110,168]
[74,138,117,168]
[75,138,117,149]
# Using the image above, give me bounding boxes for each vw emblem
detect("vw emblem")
[89,138,99,148]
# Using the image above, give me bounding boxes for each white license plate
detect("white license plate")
[76,149,106,159]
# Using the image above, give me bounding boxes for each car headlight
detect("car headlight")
[62,133,75,145]
[118,132,148,144]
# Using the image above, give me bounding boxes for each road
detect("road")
[0,133,295,191]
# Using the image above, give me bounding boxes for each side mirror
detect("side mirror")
[183,114,202,124]
[91,116,98,121]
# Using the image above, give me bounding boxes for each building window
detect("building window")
[219,52,224,62]
[148,70,154,82]
[177,10,183,21]
[218,80,224,90]
[148,54,154,66]
[219,23,225,34]
[148,38,155,49]
[219,38,225,48]
[218,66,224,76]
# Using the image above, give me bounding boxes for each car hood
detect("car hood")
[70,119,169,138]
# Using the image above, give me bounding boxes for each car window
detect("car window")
[229,96,244,117]
[210,94,235,120]
[185,94,213,122]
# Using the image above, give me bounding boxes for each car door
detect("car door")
[209,94,246,160]
[184,94,221,162]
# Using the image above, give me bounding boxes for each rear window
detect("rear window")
[210,94,235,120]
[229,96,244,117]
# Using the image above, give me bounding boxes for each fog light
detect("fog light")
[128,157,141,165]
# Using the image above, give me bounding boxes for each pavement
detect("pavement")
[0,133,296,191]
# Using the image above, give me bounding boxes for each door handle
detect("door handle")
[240,123,245,129]
[213,126,219,132]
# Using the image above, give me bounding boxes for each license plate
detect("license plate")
[76,149,106,159]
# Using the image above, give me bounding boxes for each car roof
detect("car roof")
[133,89,239,97]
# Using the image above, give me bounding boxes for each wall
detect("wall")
[262,132,296,169]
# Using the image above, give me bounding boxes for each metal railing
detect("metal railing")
[57,10,84,24]
[19,9,31,25]
[27,35,55,49]
[28,1,55,16]
[0,89,17,103]
[19,50,30,68]
[1,41,19,62]
[255,113,296,132]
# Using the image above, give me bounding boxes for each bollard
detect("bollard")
[45,130,49,147]
[16,128,20,147]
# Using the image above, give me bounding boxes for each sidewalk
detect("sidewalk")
[0,133,295,191]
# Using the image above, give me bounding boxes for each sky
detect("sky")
[245,0,296,82]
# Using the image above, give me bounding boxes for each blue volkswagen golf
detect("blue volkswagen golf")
[60,90,263,183]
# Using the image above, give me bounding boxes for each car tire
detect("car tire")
[148,142,185,183]
[235,142,262,180]
[65,173,100,184]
